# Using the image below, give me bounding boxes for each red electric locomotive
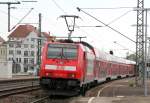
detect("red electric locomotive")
[39,40,135,96]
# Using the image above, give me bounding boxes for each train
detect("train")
[39,40,135,96]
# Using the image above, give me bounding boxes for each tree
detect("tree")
[126,53,136,61]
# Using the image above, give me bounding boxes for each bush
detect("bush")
[129,80,134,87]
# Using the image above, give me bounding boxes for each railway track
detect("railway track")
[0,78,40,98]
[30,96,76,103]
[0,77,134,103]
[30,96,49,103]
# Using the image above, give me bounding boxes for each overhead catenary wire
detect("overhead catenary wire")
[51,0,67,14]
[80,7,136,10]
[10,8,34,31]
[50,0,87,38]
[77,7,136,44]
[49,0,106,43]
[79,7,133,27]
[107,10,132,26]
[0,9,19,20]
[114,41,135,53]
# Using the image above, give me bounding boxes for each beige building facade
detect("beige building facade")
[0,36,7,61]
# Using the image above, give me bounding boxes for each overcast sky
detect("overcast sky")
[0,0,150,57]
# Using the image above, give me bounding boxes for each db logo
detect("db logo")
[57,66,64,70]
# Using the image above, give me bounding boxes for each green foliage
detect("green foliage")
[128,80,135,87]
[126,53,136,61]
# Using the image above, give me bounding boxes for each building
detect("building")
[0,36,7,61]
[7,25,55,73]
[0,36,5,44]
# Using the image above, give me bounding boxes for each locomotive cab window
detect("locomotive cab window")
[47,44,77,59]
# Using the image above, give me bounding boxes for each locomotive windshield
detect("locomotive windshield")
[47,44,77,59]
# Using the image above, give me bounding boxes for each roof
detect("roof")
[8,24,55,42]
[0,36,5,42]
[8,25,36,38]
[42,32,51,38]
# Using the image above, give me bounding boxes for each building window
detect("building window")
[8,58,11,61]
[1,50,3,55]
[16,58,18,62]
[24,66,28,72]
[31,38,35,42]
[31,45,34,48]
[24,51,28,56]
[30,58,34,64]
[9,44,14,47]
[24,58,28,64]
[31,51,34,56]
[9,50,14,55]
[16,44,21,48]
[11,38,14,40]
[19,58,21,63]
[24,44,28,48]
[17,50,21,55]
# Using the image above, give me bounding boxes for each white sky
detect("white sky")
[0,0,150,57]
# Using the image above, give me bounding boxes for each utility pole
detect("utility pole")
[143,8,150,96]
[0,1,20,32]
[135,0,150,96]
[37,13,42,71]
[144,8,148,96]
[135,0,145,86]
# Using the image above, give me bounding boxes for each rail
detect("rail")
[30,96,49,103]
[0,78,40,98]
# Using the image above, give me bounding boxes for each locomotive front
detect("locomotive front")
[39,42,84,95]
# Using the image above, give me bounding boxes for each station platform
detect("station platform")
[0,73,39,82]
[98,78,150,97]
[73,77,150,103]
[73,96,150,103]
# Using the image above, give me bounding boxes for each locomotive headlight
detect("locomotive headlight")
[64,66,76,71]
[45,65,57,70]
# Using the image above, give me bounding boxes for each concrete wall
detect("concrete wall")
[0,61,12,78]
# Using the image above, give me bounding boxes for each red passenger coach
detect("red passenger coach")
[39,40,135,96]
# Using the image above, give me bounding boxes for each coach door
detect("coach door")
[84,52,95,82]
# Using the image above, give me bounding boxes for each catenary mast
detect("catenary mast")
[136,0,144,85]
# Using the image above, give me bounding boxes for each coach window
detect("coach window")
[109,63,111,68]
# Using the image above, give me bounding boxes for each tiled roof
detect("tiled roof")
[8,24,55,41]
[8,25,36,38]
